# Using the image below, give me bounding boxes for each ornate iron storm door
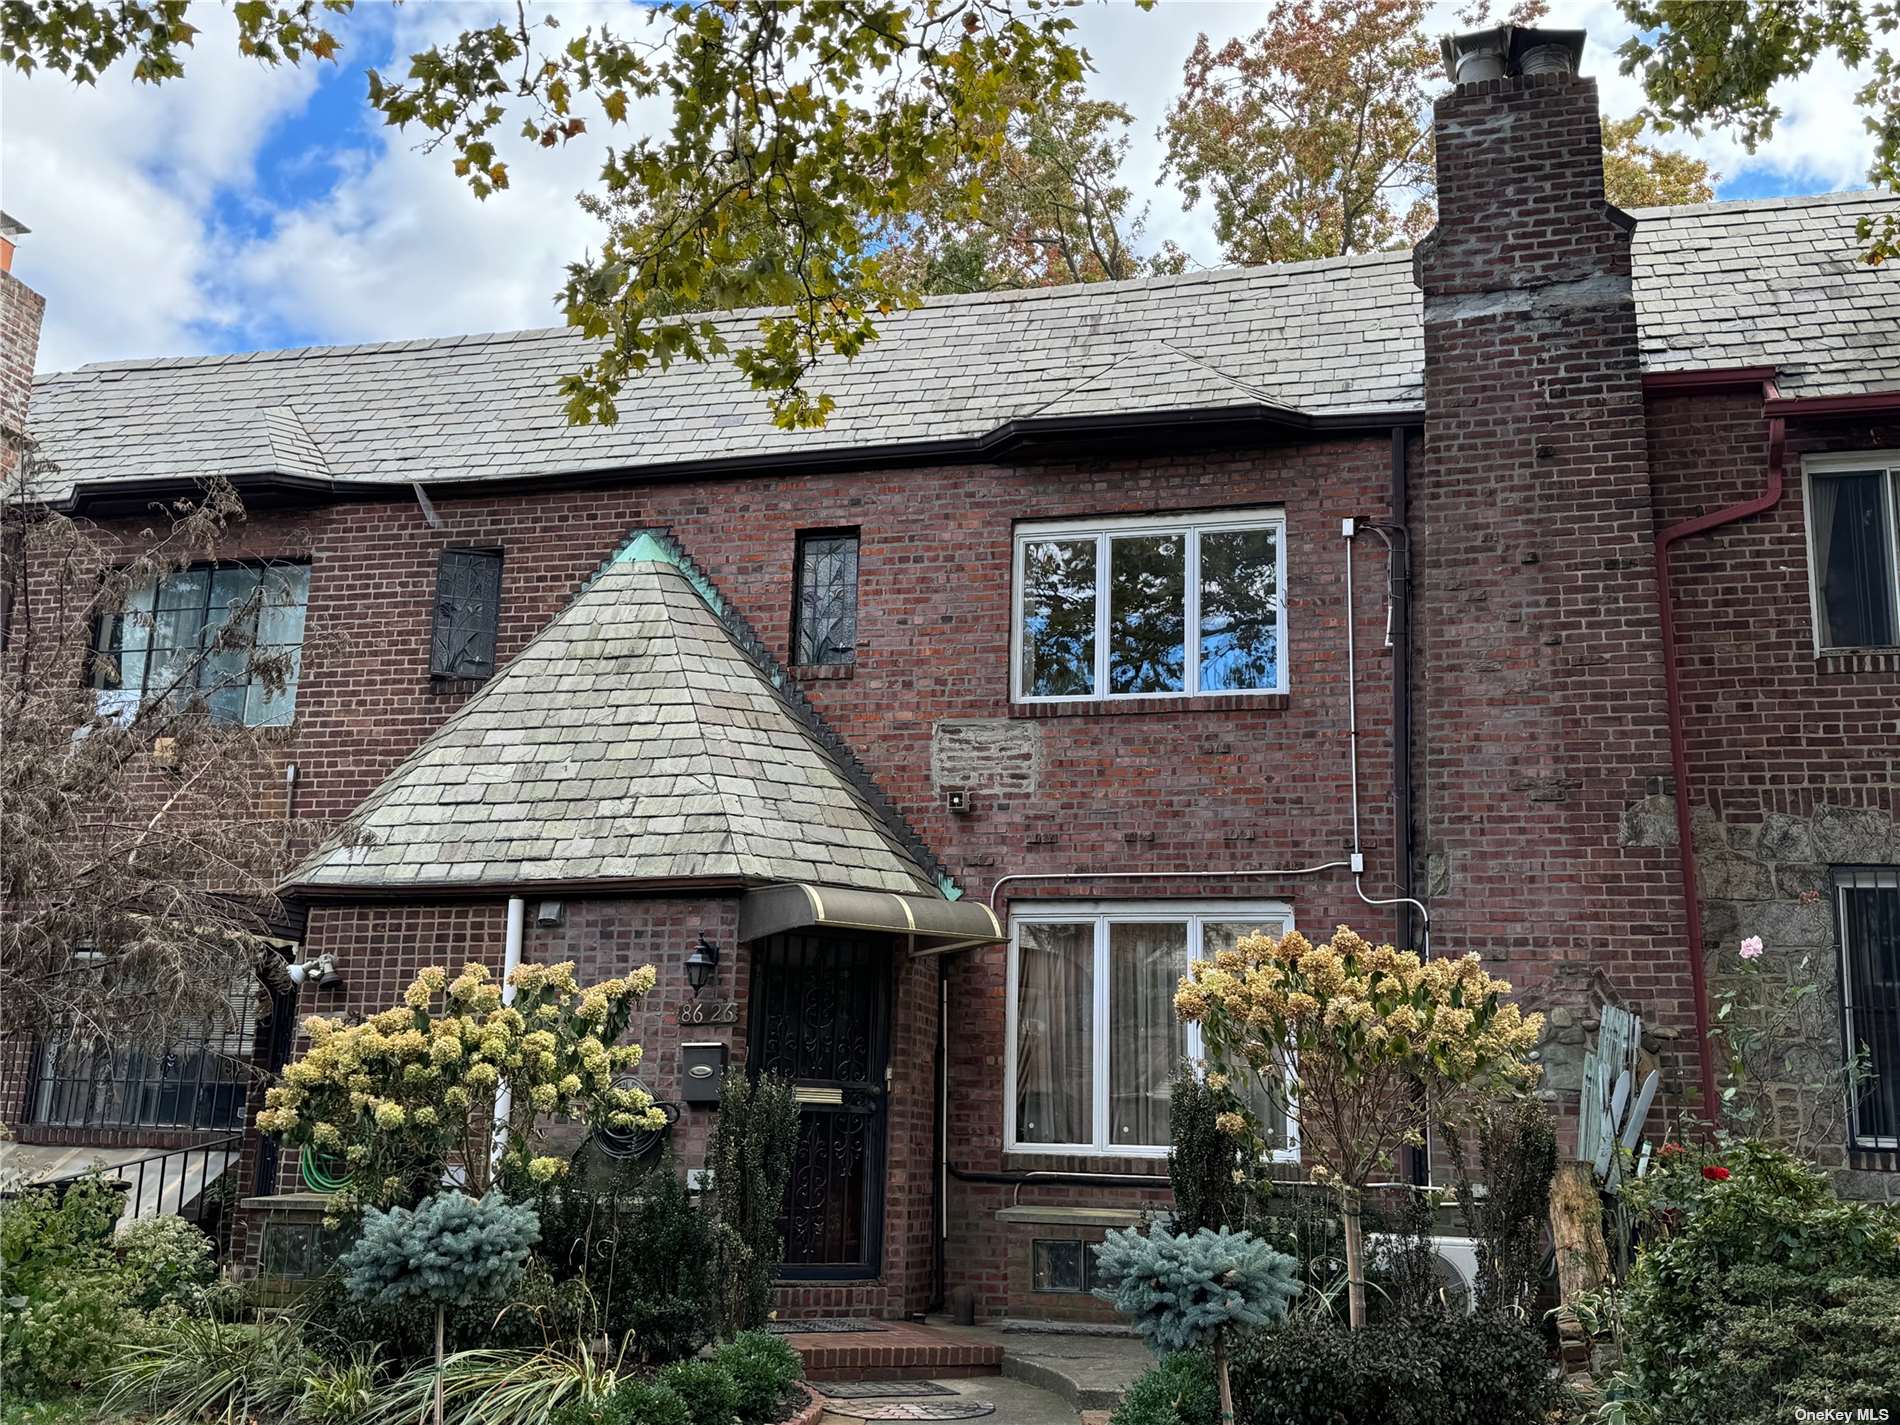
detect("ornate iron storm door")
[749,932,891,1280]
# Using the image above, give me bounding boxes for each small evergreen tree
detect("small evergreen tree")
[1093,1225,1301,1425]
[1167,1062,1253,1234]
[708,1071,800,1335]
[340,1190,539,1425]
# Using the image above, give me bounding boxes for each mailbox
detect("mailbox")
[679,1042,729,1105]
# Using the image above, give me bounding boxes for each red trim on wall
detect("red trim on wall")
[1761,389,1900,419]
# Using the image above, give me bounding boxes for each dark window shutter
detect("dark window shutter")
[431,548,504,679]
[792,531,860,667]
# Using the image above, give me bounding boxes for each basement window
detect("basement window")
[1838,868,1900,1150]
[430,547,504,679]
[90,562,309,727]
[1013,511,1285,702]
[1806,457,1900,651]
[1006,901,1299,1160]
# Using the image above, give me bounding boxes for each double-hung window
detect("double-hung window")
[1006,901,1298,1159]
[1013,510,1285,702]
[1838,869,1900,1150]
[1806,455,1900,651]
[91,562,310,727]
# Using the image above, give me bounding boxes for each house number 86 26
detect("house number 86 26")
[678,1000,740,1025]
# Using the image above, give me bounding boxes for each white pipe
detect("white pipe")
[489,896,526,1179]
[989,863,1354,915]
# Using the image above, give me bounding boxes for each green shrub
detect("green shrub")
[0,1177,132,1397]
[708,1071,800,1335]
[603,1379,693,1425]
[1166,1064,1251,1234]
[295,1348,385,1425]
[657,1358,740,1425]
[302,1255,595,1367]
[115,1215,219,1314]
[366,1344,624,1425]
[1621,1138,1900,1425]
[1109,1351,1220,1425]
[712,1331,804,1425]
[540,1157,717,1365]
[1225,1314,1556,1425]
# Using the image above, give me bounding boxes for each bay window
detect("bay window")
[1013,510,1286,702]
[1006,902,1298,1159]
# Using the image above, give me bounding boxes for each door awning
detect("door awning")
[739,883,1004,953]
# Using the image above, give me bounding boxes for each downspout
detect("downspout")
[1386,430,1415,956]
[489,896,527,1178]
[1652,376,1785,1127]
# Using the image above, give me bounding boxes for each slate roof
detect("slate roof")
[286,533,943,896]
[25,191,1896,503]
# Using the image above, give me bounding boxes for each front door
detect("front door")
[749,933,890,1279]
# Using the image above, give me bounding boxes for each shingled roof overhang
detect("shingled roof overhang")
[50,399,1422,517]
[284,530,985,937]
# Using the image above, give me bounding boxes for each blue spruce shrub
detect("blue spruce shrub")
[340,1190,539,1309]
[1094,1225,1302,1354]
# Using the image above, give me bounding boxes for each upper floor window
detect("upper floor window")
[1013,510,1285,702]
[792,529,859,667]
[90,562,309,727]
[1006,901,1298,1160]
[431,547,504,679]
[1838,868,1900,1151]
[1807,456,1900,651]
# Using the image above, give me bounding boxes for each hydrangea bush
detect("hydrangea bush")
[260,960,668,1207]
[1175,925,1542,1327]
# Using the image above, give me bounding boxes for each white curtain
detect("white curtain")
[1015,923,1093,1145]
[1108,921,1188,1147]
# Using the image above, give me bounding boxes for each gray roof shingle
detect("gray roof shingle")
[23,191,1898,501]
[287,534,942,895]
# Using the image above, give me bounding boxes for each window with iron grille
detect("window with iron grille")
[31,981,260,1130]
[430,547,504,679]
[1838,868,1900,1150]
[791,530,859,667]
[89,562,309,727]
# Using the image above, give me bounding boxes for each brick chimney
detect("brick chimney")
[1411,31,1695,1131]
[0,212,45,484]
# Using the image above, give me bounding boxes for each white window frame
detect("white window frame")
[1003,899,1300,1162]
[1010,509,1289,703]
[1836,867,1900,1152]
[1802,452,1900,655]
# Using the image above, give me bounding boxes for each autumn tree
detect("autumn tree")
[1163,0,1439,265]
[1,0,1104,428]
[0,449,311,1050]
[1616,0,1899,263]
[1163,0,1720,266]
[1601,113,1717,209]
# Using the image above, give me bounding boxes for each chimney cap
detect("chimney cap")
[1441,24,1586,84]
[0,212,28,239]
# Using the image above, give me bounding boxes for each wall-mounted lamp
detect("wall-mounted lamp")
[683,934,721,996]
[286,951,346,992]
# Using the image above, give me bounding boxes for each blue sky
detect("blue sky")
[4,0,1889,373]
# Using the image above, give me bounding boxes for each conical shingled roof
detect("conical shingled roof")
[287,536,940,896]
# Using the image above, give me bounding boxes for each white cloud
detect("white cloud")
[3,0,1894,373]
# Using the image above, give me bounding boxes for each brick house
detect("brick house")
[3,25,1897,1321]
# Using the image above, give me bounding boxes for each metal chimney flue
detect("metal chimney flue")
[1440,24,1586,84]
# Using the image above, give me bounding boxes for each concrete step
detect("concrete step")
[779,1322,1004,1382]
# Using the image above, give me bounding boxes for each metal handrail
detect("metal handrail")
[35,1133,245,1257]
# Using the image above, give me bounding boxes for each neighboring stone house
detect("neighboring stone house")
[2,25,1897,1321]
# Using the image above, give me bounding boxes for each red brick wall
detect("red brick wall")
[0,267,43,479]
[50,436,1402,1315]
[1414,70,1695,1135]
